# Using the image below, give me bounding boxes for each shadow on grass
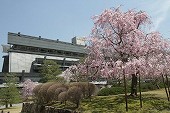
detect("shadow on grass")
[142,94,170,111]
[80,96,126,112]
[80,94,170,112]
[52,93,170,113]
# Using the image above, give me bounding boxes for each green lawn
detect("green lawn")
[54,89,170,113]
[1,89,169,113]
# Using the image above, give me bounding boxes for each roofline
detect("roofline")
[8,32,85,47]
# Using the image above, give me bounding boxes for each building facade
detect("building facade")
[1,32,87,82]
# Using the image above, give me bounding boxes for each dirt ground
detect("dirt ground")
[0,103,22,113]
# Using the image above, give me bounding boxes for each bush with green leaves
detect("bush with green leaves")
[140,82,164,92]
[98,87,131,96]
[98,81,164,96]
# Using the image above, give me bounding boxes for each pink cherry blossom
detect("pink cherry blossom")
[64,7,170,83]
[22,79,37,99]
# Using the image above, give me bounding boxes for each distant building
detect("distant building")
[1,32,87,82]
[72,37,86,46]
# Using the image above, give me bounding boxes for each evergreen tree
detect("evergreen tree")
[40,60,62,83]
[0,74,21,108]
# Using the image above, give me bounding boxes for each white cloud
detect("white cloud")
[151,0,170,31]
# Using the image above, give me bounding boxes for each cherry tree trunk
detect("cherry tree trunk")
[130,74,138,96]
[123,69,128,112]
[5,102,8,108]
[162,74,169,101]
[138,76,142,108]
[165,75,170,101]
[86,65,91,101]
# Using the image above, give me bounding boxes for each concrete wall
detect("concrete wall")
[9,52,44,73]
[9,52,79,73]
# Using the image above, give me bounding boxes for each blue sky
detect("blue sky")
[0,0,170,72]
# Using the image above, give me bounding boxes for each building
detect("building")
[72,37,86,46]
[1,32,87,82]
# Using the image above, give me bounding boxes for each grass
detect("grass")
[1,89,169,113]
[53,89,170,113]
[80,94,170,113]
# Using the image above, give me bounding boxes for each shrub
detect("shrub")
[98,87,114,96]
[98,81,164,96]
[38,82,55,104]
[70,82,87,97]
[140,82,164,92]
[69,82,96,99]
[54,87,67,101]
[58,91,68,105]
[67,86,82,108]
[46,83,65,102]
[33,84,43,96]
[69,82,83,89]
[98,87,131,96]
[85,83,96,98]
